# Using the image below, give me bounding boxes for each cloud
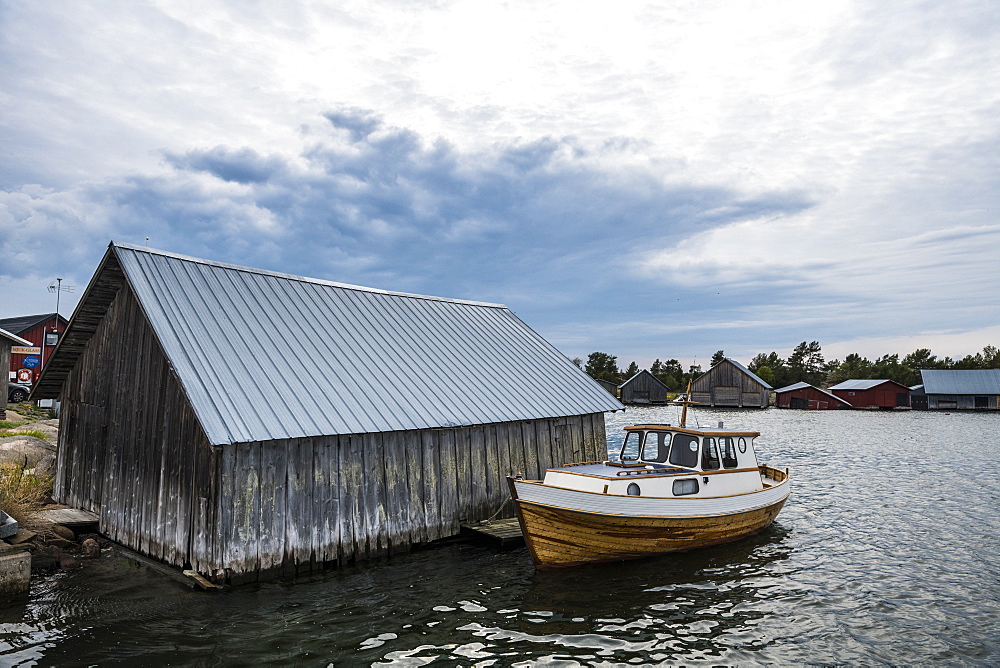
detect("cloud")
[2,0,1000,369]
[0,108,808,321]
[164,146,286,185]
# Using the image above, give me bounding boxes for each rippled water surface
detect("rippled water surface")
[2,408,999,665]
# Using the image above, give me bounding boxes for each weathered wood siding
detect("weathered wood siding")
[214,412,607,583]
[691,361,769,408]
[926,394,998,410]
[53,281,608,582]
[0,341,9,420]
[54,285,217,571]
[619,371,669,405]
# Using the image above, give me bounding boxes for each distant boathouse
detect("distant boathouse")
[690,358,772,408]
[33,243,623,583]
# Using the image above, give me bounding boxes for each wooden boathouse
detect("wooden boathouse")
[618,370,669,405]
[32,243,623,584]
[917,369,1000,410]
[774,382,851,410]
[690,358,771,408]
[828,379,911,409]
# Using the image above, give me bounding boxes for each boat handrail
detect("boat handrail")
[616,467,695,477]
[759,464,790,483]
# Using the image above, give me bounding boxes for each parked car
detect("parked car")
[7,382,30,403]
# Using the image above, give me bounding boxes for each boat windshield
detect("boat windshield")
[640,431,670,463]
[668,433,700,468]
[619,431,642,462]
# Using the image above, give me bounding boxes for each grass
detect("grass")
[0,461,53,532]
[0,420,26,430]
[5,429,51,441]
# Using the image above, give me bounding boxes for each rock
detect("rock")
[0,435,56,468]
[47,536,74,549]
[33,454,57,477]
[58,555,81,570]
[51,524,76,541]
[7,529,36,545]
[31,553,59,574]
[81,538,101,559]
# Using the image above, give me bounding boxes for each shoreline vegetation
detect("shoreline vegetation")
[0,404,106,576]
[577,343,1000,391]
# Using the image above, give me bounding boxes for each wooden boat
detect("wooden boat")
[508,393,789,568]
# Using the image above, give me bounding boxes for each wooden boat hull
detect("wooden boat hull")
[508,473,789,568]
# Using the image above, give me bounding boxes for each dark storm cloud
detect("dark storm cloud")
[164,146,286,185]
[150,109,814,309]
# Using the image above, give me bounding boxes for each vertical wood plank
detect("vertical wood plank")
[469,426,487,519]
[422,430,442,542]
[405,430,426,545]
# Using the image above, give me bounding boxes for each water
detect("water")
[2,408,999,665]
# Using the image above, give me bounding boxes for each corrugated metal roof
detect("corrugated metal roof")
[111,243,622,445]
[0,327,32,346]
[774,381,811,393]
[828,379,895,391]
[774,381,849,404]
[920,369,1000,395]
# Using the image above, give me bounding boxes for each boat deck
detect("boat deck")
[549,462,696,479]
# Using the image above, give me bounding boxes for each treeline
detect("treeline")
[576,343,1000,390]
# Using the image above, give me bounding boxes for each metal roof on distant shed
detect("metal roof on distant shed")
[774,381,849,404]
[38,243,623,445]
[920,369,1000,395]
[829,379,900,391]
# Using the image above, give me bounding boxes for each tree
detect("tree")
[787,341,824,385]
[755,365,775,387]
[571,357,583,368]
[710,350,726,367]
[827,353,872,385]
[652,358,682,389]
[585,352,619,383]
[624,361,640,379]
[902,348,939,371]
[750,352,792,388]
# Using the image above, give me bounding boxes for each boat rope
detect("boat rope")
[480,496,513,525]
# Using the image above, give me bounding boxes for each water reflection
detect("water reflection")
[2,409,999,665]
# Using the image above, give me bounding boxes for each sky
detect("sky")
[2,0,999,371]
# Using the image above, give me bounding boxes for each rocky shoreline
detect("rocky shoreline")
[0,406,111,580]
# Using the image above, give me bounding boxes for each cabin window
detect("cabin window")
[627,482,641,496]
[668,433,700,468]
[620,431,641,462]
[641,431,670,463]
[701,437,721,470]
[719,437,739,468]
[673,478,699,496]
[738,437,747,454]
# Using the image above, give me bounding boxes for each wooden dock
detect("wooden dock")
[460,518,524,549]
[35,508,99,528]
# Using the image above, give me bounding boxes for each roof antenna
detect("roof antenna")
[145,237,149,246]
[47,277,75,319]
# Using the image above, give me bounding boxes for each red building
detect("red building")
[0,313,68,386]
[828,379,911,409]
[775,382,852,409]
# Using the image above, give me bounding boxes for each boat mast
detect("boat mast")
[679,380,693,428]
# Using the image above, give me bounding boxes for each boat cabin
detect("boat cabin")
[541,423,767,499]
